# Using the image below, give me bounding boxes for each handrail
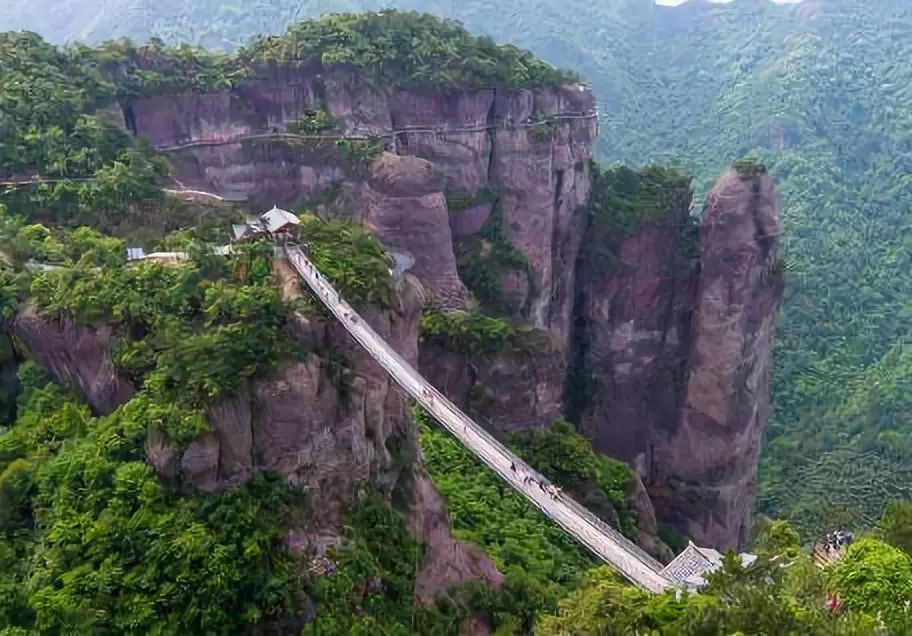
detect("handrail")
[156,111,598,151]
[283,243,670,593]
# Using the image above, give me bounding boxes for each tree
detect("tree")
[830,538,912,625]
[878,501,912,557]
[753,518,801,559]
[535,567,651,636]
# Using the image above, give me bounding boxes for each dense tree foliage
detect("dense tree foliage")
[416,407,648,630]
[240,11,574,88]
[24,233,300,446]
[421,309,518,355]
[829,538,912,626]
[300,215,395,309]
[17,0,911,542]
[536,547,909,635]
[0,365,477,633]
[0,32,168,226]
[0,362,310,632]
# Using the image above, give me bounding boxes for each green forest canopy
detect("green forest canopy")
[5,0,911,535]
[2,5,912,630]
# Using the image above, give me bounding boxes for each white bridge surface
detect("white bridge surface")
[284,244,671,593]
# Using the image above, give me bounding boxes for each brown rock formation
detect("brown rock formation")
[122,70,781,553]
[408,470,505,602]
[126,72,596,356]
[14,270,501,600]
[490,87,595,355]
[13,306,135,414]
[578,197,697,467]
[651,167,782,550]
[341,153,468,309]
[577,166,781,550]
[418,328,564,434]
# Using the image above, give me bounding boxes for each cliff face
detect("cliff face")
[13,308,136,415]
[14,270,502,602]
[124,73,781,551]
[576,167,782,549]
[418,328,565,435]
[577,195,697,468]
[126,69,597,355]
[652,168,782,550]
[342,153,468,309]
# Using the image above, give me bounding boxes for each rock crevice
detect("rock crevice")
[576,167,782,550]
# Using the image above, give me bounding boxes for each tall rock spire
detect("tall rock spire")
[651,164,783,549]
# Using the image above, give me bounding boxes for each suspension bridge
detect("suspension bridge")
[283,242,673,593]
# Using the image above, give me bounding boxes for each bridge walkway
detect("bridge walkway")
[283,243,671,593]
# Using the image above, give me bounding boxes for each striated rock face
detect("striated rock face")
[13,307,135,415]
[389,87,494,193]
[651,168,782,550]
[578,200,697,467]
[577,167,781,550]
[126,72,596,357]
[408,470,505,602]
[491,87,595,354]
[341,153,467,309]
[419,333,565,435]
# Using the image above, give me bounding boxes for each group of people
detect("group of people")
[415,384,566,503]
[824,529,854,552]
[510,462,563,501]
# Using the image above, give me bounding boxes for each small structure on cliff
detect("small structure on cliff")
[125,248,189,264]
[660,542,757,589]
[261,206,302,238]
[231,206,301,244]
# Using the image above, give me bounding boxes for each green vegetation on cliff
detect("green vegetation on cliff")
[0,32,168,226]
[421,309,516,355]
[0,363,471,633]
[0,362,310,632]
[583,163,695,276]
[43,0,912,539]
[300,215,395,309]
[454,203,530,315]
[12,11,573,109]
[418,407,620,630]
[241,11,575,89]
[29,243,298,449]
[538,530,912,635]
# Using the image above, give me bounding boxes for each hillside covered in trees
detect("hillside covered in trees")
[2,4,912,632]
[5,0,912,539]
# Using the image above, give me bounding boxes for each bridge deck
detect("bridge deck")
[284,244,670,593]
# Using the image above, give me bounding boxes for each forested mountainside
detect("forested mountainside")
[5,0,912,541]
[2,7,912,634]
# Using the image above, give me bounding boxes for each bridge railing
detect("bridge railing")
[284,244,671,593]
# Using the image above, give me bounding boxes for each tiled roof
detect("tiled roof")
[261,206,300,233]
[661,543,716,584]
[660,542,757,587]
